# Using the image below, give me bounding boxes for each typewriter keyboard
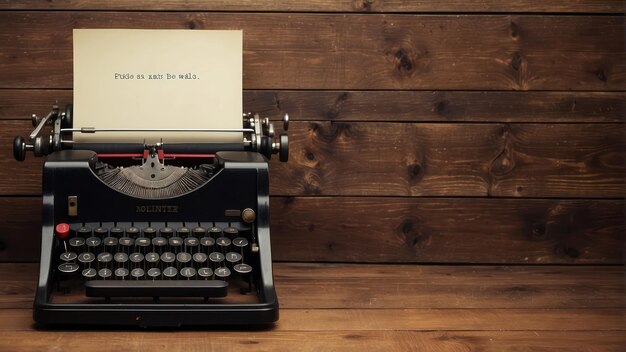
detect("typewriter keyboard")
[55,222,256,298]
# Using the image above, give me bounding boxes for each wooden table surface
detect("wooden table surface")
[0,263,624,351]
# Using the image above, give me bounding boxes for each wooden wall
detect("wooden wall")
[0,1,623,264]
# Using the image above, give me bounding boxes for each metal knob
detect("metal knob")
[13,136,26,161]
[283,113,289,131]
[279,133,289,162]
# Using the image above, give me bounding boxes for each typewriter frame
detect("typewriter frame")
[16,105,286,327]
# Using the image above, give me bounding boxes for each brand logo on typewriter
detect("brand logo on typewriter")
[135,205,179,213]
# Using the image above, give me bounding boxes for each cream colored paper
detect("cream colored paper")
[73,29,242,144]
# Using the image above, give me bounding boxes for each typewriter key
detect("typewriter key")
[233,263,252,274]
[103,236,118,248]
[225,252,242,263]
[86,236,101,249]
[97,252,113,264]
[143,227,157,237]
[113,252,128,264]
[145,252,160,266]
[129,252,144,263]
[193,252,208,265]
[58,263,79,273]
[209,226,222,236]
[200,237,215,248]
[223,227,238,237]
[69,237,85,248]
[98,268,112,279]
[159,227,174,237]
[177,227,190,237]
[184,237,199,250]
[147,268,161,279]
[110,227,124,237]
[176,252,192,264]
[152,237,167,248]
[161,251,175,263]
[94,227,108,237]
[59,251,77,262]
[78,252,95,264]
[163,266,178,278]
[115,268,129,279]
[232,237,249,248]
[209,252,225,264]
[77,227,92,236]
[197,267,213,278]
[193,227,206,236]
[119,237,134,251]
[214,267,231,279]
[131,268,145,279]
[126,226,140,236]
[216,237,231,248]
[180,267,196,278]
[82,267,97,278]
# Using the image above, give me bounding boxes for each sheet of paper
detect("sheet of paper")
[73,29,242,144]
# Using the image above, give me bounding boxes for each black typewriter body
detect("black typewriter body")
[14,105,288,327]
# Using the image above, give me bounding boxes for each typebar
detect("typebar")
[85,280,228,297]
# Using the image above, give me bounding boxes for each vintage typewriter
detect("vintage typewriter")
[13,104,288,327]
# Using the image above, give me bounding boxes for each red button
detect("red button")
[55,223,70,239]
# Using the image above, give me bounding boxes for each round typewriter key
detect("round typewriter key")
[232,237,248,247]
[126,226,140,236]
[216,237,231,248]
[223,227,238,236]
[184,237,199,248]
[82,267,97,278]
[98,268,112,279]
[135,237,150,247]
[214,267,231,279]
[177,227,190,237]
[145,252,160,264]
[69,237,85,248]
[163,266,177,278]
[55,223,71,239]
[180,267,196,278]
[209,252,225,263]
[110,227,124,236]
[225,252,242,263]
[94,227,108,236]
[115,267,129,279]
[193,227,206,236]
[152,236,167,247]
[143,226,156,237]
[198,267,213,278]
[129,252,144,263]
[161,252,175,264]
[193,252,208,264]
[200,237,215,248]
[97,252,113,263]
[233,263,252,274]
[119,237,134,248]
[176,252,192,264]
[209,226,222,236]
[77,227,92,236]
[147,268,161,279]
[159,227,174,237]
[131,268,145,279]
[113,252,128,264]
[169,236,183,247]
[103,236,118,248]
[86,236,101,248]
[59,251,77,262]
[78,252,95,264]
[58,263,79,273]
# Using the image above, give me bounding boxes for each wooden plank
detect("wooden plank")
[0,0,623,13]
[3,89,625,123]
[0,330,624,352]
[1,264,624,309]
[1,197,623,263]
[0,13,623,90]
[1,308,624,331]
[3,121,624,197]
[269,122,625,198]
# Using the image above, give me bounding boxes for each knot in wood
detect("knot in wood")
[490,149,515,176]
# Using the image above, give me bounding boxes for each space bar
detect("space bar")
[85,280,228,297]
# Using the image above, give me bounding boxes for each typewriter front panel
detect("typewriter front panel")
[35,150,278,327]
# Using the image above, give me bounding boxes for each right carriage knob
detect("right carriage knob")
[272,133,289,162]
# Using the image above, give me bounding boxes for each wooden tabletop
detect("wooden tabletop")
[0,263,623,351]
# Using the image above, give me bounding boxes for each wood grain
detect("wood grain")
[1,197,623,263]
[2,89,625,123]
[269,122,625,197]
[0,13,623,90]
[1,0,623,13]
[2,121,624,197]
[0,331,624,352]
[1,263,624,310]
